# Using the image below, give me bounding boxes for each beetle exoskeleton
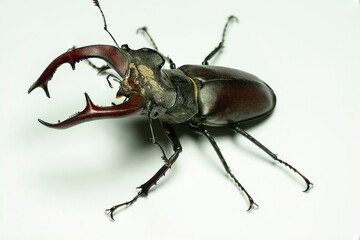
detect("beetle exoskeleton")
[28,0,312,220]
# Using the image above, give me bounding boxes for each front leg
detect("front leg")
[105,122,182,220]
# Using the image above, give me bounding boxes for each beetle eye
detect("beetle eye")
[150,106,166,119]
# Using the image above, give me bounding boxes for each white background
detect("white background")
[1,0,360,239]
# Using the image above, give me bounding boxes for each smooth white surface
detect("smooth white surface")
[1,0,360,239]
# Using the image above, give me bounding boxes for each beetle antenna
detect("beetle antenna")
[92,0,120,49]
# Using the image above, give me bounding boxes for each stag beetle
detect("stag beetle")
[28,0,312,220]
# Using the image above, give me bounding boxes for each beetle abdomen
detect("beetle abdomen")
[179,65,276,126]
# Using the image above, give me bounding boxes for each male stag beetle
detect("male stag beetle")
[28,0,312,220]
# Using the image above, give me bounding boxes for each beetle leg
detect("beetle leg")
[230,125,313,192]
[105,122,182,220]
[105,74,123,89]
[136,26,176,69]
[189,122,258,211]
[147,115,172,166]
[85,59,120,89]
[85,59,111,76]
[202,15,238,65]
[161,122,182,167]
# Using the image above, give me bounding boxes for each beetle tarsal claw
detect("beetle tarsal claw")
[105,209,116,221]
[247,201,259,212]
[105,193,141,220]
[303,181,314,192]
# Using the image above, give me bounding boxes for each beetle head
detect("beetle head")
[28,44,175,128]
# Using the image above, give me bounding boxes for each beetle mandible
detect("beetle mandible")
[28,0,312,220]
